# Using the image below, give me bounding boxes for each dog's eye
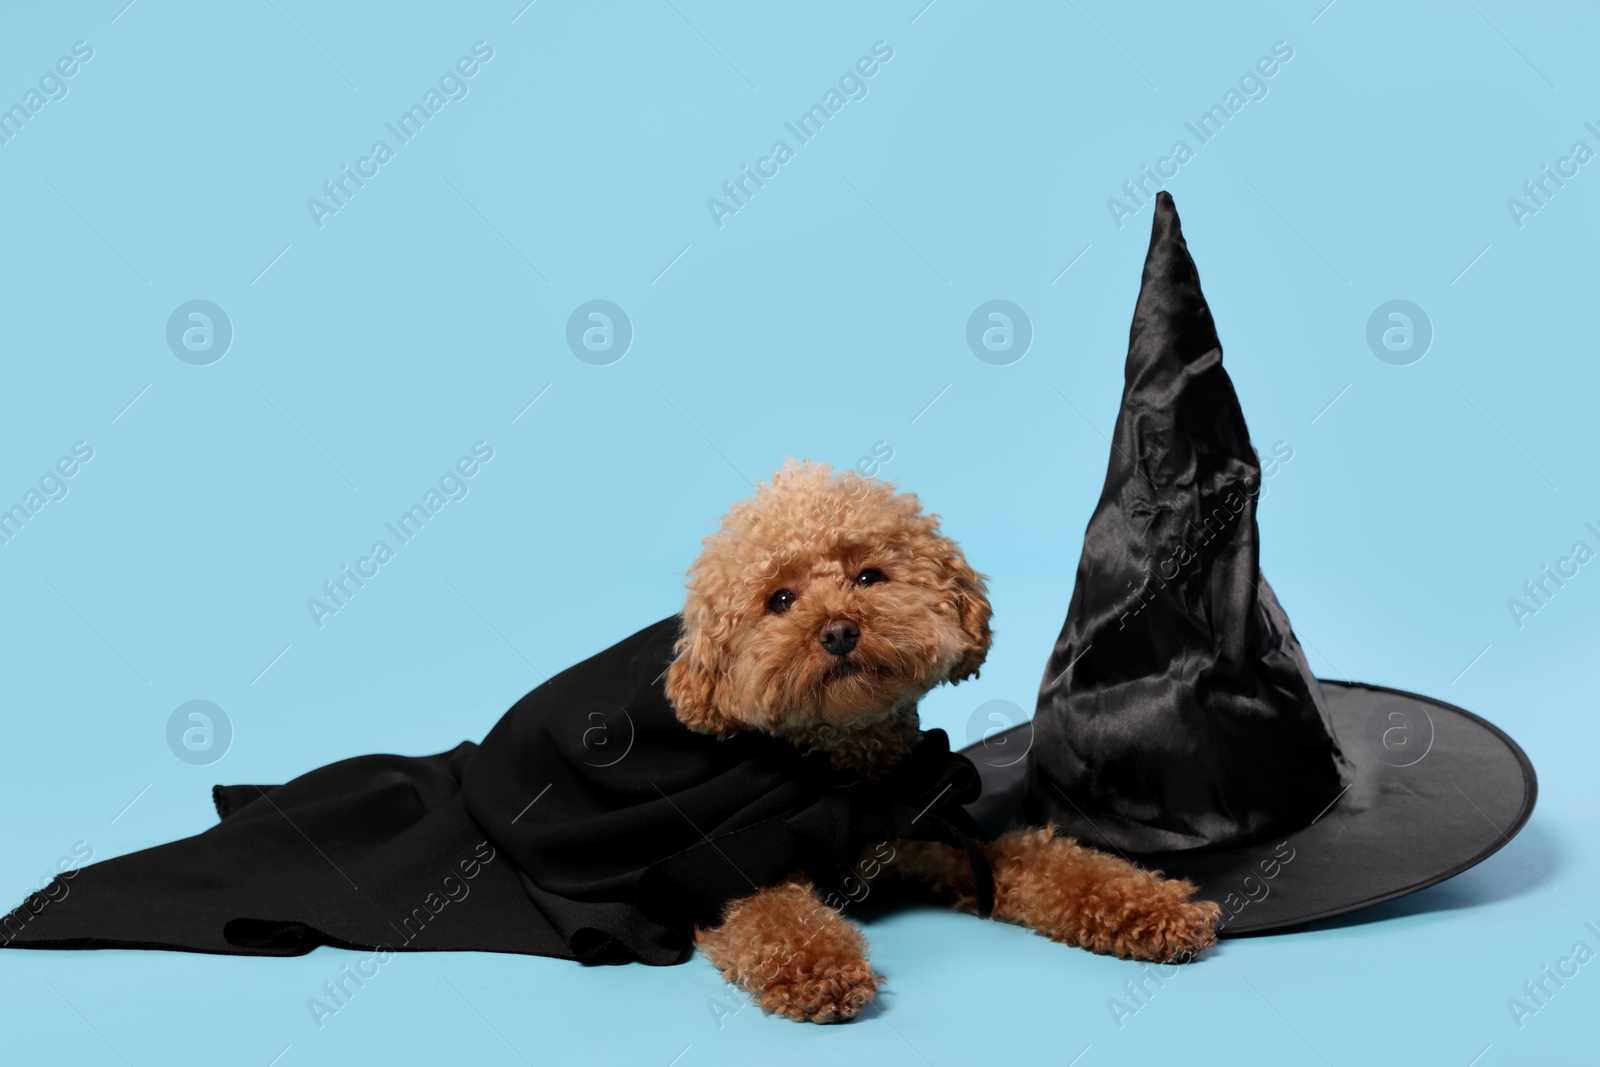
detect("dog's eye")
[767,589,796,614]
[855,569,886,587]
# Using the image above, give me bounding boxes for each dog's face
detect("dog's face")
[666,460,991,739]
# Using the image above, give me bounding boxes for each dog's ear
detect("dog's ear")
[945,550,993,683]
[665,616,741,735]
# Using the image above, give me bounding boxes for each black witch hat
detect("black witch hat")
[964,192,1536,934]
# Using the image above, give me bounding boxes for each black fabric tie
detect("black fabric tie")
[934,807,995,919]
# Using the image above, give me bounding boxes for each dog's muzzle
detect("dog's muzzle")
[819,619,859,657]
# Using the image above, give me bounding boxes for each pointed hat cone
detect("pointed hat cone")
[1023,191,1347,853]
[961,192,1535,936]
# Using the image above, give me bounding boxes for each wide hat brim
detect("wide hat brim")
[960,679,1537,935]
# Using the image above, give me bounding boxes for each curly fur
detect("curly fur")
[891,829,1221,962]
[695,881,880,1023]
[667,459,990,775]
[673,461,1220,1023]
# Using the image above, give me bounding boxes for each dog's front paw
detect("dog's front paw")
[759,956,879,1023]
[1112,896,1221,964]
[696,881,882,1024]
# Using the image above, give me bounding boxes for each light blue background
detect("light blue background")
[1,1,1594,1064]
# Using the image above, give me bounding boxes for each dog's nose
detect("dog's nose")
[819,619,859,657]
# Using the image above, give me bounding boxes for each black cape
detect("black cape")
[2,617,988,964]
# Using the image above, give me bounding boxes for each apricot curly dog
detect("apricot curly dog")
[667,460,1220,1023]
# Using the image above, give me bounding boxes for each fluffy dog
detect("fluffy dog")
[667,460,1221,1023]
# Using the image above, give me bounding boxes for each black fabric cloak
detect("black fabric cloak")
[2,616,988,965]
